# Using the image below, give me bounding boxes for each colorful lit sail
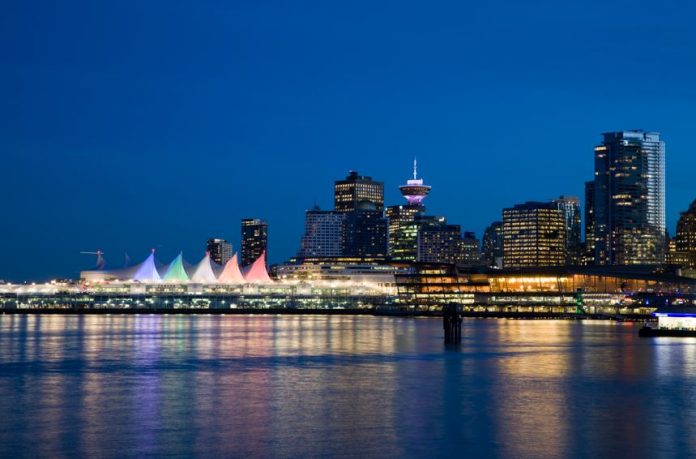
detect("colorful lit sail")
[190,252,218,283]
[162,253,190,282]
[132,251,162,282]
[243,251,273,283]
[218,253,245,283]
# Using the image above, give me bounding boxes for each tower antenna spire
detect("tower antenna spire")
[413,157,418,180]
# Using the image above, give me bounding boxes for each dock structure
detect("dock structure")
[443,303,462,344]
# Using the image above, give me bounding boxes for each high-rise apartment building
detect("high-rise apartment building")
[206,238,232,266]
[593,130,666,265]
[297,207,345,258]
[241,218,268,267]
[502,202,566,268]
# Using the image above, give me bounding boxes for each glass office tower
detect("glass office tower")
[593,130,666,265]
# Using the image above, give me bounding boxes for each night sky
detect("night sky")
[1,0,695,281]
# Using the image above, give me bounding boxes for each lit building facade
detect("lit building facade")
[482,221,504,268]
[333,171,387,258]
[554,195,581,265]
[593,130,666,265]
[461,231,481,265]
[206,238,232,266]
[386,204,425,261]
[334,171,384,213]
[669,199,696,269]
[415,218,480,265]
[241,218,268,267]
[502,202,566,268]
[298,207,346,258]
[417,219,460,264]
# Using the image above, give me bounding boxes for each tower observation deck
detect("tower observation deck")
[399,159,431,205]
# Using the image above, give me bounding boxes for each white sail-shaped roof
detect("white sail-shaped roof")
[243,251,273,283]
[190,252,218,283]
[218,253,245,284]
[133,251,162,283]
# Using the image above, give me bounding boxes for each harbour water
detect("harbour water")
[1,315,695,458]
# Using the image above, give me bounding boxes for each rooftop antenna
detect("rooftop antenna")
[413,157,418,180]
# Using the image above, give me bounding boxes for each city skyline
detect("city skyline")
[0,141,694,281]
[2,1,695,281]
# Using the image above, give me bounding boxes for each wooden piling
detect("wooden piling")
[443,303,462,344]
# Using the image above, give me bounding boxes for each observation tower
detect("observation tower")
[399,158,431,206]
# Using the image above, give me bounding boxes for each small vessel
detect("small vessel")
[638,305,696,337]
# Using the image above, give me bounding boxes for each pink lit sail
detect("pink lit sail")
[242,251,273,283]
[218,253,245,284]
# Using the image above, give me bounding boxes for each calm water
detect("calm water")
[0,315,694,458]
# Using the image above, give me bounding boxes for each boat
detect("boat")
[638,305,696,337]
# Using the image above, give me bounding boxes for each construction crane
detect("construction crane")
[80,250,106,270]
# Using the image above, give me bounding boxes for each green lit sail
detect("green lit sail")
[163,253,189,282]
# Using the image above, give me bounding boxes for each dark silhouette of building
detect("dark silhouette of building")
[482,221,503,268]
[342,209,388,258]
[583,180,596,265]
[554,195,581,265]
[241,218,267,267]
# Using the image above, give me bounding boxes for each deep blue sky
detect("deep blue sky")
[1,0,695,281]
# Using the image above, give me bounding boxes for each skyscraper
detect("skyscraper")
[342,210,388,257]
[297,207,345,258]
[334,171,387,258]
[241,218,267,267]
[583,181,596,265]
[553,195,581,265]
[481,221,504,268]
[593,130,666,265]
[206,238,232,266]
[386,205,423,261]
[334,171,384,213]
[502,202,566,268]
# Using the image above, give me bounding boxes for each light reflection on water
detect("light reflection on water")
[0,315,695,457]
